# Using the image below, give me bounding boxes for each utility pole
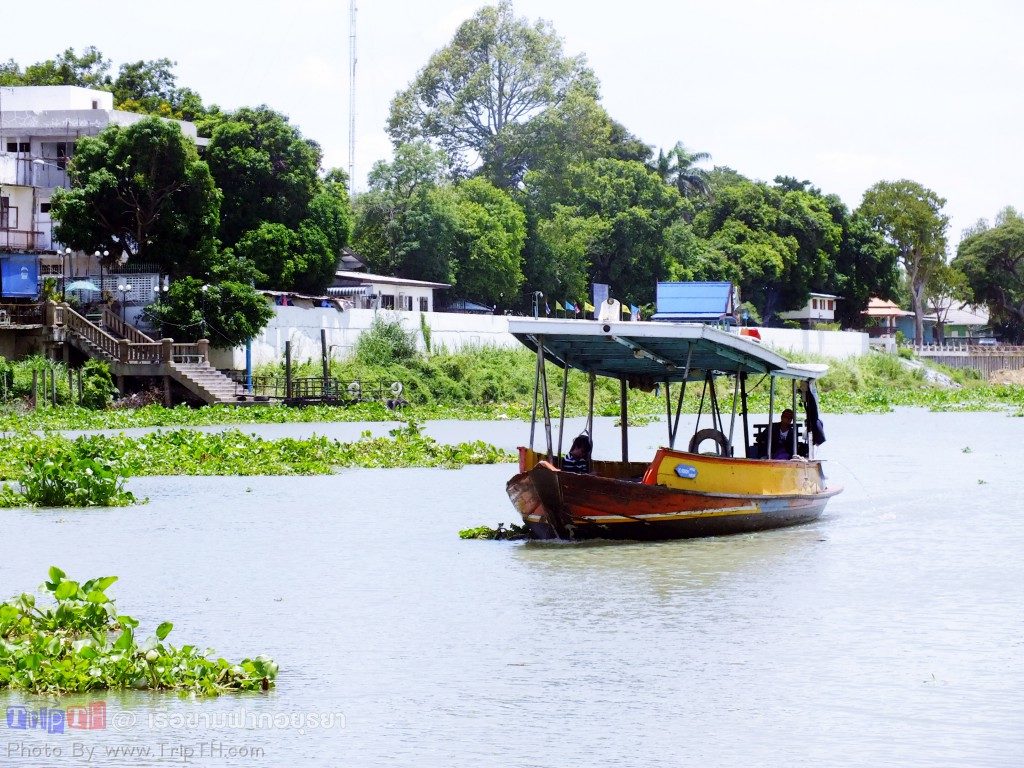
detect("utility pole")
[348,0,357,196]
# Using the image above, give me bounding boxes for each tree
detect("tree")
[827,211,900,328]
[232,221,336,295]
[654,142,712,199]
[954,209,1024,342]
[538,159,683,304]
[51,117,220,278]
[926,262,972,342]
[352,142,455,281]
[858,180,949,342]
[111,59,207,120]
[144,277,273,348]
[681,180,841,321]
[448,177,526,305]
[387,0,595,188]
[206,107,323,247]
[20,47,111,88]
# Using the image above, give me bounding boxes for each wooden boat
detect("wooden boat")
[505,318,841,541]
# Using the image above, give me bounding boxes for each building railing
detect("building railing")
[0,228,44,251]
[0,303,45,325]
[103,308,155,343]
[41,301,209,365]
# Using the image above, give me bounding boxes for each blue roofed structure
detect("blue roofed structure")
[652,282,738,324]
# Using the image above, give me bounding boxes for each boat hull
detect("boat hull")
[507,458,841,541]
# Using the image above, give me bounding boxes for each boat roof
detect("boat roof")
[507,318,828,382]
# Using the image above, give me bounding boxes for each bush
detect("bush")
[355,315,418,365]
[81,359,117,409]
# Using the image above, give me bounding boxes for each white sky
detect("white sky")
[8,0,1021,244]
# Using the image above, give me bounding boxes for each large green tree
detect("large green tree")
[4,47,112,88]
[858,180,949,342]
[447,177,526,306]
[206,107,323,248]
[535,158,683,304]
[953,208,1024,342]
[51,116,220,277]
[353,142,456,283]
[387,0,595,188]
[679,180,841,321]
[144,277,274,348]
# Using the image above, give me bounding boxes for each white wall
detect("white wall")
[0,86,113,111]
[208,307,518,369]
[207,307,869,369]
[754,327,869,359]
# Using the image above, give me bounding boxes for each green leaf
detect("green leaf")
[85,590,108,604]
[54,580,80,600]
[155,622,173,641]
[48,566,65,584]
[95,576,118,591]
[113,627,134,651]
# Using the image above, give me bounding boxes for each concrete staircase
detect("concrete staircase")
[167,361,241,405]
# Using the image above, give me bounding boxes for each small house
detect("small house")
[778,293,841,328]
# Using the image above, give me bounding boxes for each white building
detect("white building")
[0,85,201,254]
[777,292,841,327]
[328,270,450,313]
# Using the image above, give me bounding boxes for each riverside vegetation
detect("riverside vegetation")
[0,422,513,491]
[1,346,1021,433]
[0,568,276,695]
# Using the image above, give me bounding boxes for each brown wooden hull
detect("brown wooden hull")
[507,461,841,541]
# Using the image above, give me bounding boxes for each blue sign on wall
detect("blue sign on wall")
[1,254,39,298]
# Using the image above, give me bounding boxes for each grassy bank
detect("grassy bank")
[1,344,1021,431]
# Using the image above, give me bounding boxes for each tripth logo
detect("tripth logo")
[5,702,107,734]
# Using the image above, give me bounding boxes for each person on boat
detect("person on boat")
[769,409,796,459]
[562,434,592,473]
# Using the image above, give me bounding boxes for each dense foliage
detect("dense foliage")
[51,117,221,276]
[0,568,277,694]
[0,451,135,508]
[954,208,1024,343]
[0,423,513,479]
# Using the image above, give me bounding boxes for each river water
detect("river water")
[2,410,1022,767]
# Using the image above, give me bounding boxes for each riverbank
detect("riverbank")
[0,347,1021,431]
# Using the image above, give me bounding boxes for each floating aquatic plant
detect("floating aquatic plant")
[0,568,277,695]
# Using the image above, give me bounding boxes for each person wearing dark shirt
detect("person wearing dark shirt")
[562,434,592,473]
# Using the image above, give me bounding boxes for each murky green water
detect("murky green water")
[2,411,1022,766]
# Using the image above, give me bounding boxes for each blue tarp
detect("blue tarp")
[1,254,39,298]
[652,281,735,323]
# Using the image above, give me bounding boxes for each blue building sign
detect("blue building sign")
[1,254,39,298]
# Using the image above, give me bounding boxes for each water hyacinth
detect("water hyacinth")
[0,568,277,695]
[0,422,513,482]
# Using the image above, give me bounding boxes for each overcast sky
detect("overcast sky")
[8,0,1021,244]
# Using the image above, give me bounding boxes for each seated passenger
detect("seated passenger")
[756,409,797,459]
[562,434,592,473]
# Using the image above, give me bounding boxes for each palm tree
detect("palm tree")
[657,141,712,199]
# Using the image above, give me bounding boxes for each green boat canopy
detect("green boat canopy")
[507,318,827,383]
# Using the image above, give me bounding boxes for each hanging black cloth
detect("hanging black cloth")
[803,381,827,446]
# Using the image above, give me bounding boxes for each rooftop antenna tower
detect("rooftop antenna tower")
[348,0,357,195]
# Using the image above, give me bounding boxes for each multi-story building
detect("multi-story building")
[0,85,201,302]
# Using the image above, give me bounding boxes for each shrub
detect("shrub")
[81,359,117,409]
[355,315,418,365]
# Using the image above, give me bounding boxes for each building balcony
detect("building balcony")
[0,154,70,188]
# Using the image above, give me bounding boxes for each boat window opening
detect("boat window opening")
[727,373,741,456]
[528,337,542,450]
[538,342,554,462]
[766,376,776,459]
[586,372,596,437]
[555,359,570,461]
[740,372,752,458]
[619,376,629,462]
